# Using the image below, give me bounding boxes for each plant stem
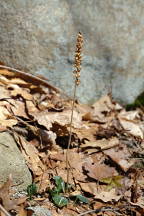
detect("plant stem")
[66,82,77,191]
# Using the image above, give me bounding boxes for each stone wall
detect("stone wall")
[0,0,144,104]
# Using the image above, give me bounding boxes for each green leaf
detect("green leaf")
[74,194,89,204]
[27,183,37,199]
[52,194,68,207]
[53,176,65,193]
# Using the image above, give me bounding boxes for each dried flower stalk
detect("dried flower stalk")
[66,32,83,191]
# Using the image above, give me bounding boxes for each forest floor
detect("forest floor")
[0,66,144,216]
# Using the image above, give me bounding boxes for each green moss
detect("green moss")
[126,92,144,110]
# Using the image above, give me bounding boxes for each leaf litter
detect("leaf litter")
[0,68,144,215]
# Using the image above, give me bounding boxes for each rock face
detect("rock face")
[0,132,32,191]
[0,0,144,104]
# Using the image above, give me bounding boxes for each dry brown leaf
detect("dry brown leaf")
[73,123,99,142]
[50,149,87,173]
[25,100,39,116]
[10,78,28,85]
[79,182,98,195]
[0,119,17,127]
[17,205,27,216]
[0,75,10,85]
[104,145,135,172]
[19,136,46,176]
[83,94,115,123]
[0,69,15,76]
[84,160,118,181]
[56,168,75,185]
[0,175,26,211]
[0,106,10,119]
[72,168,87,182]
[10,86,33,100]
[35,172,50,193]
[81,137,119,150]
[118,110,143,138]
[0,105,18,127]
[66,150,85,173]
[34,109,82,130]
[10,100,28,119]
[76,103,92,117]
[94,188,122,202]
[0,86,10,99]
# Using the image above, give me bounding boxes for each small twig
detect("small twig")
[78,206,122,216]
[0,204,12,216]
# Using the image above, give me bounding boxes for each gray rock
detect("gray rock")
[28,206,51,216]
[0,132,32,191]
[0,0,144,104]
